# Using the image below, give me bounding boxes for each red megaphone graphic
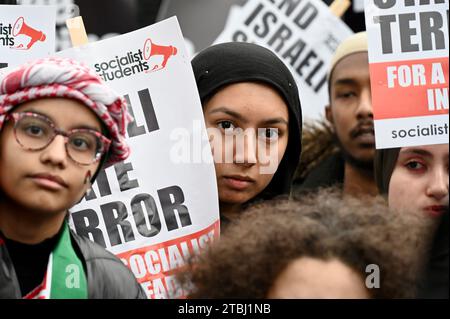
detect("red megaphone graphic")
[12,17,46,50]
[143,39,177,72]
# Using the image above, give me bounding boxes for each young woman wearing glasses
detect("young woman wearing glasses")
[0,57,146,299]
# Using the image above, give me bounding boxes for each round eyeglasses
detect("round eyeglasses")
[6,112,111,166]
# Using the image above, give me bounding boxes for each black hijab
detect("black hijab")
[192,42,302,200]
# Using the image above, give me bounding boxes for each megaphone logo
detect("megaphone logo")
[143,38,177,72]
[11,17,46,50]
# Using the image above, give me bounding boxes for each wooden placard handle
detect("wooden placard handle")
[66,16,89,47]
[329,0,351,18]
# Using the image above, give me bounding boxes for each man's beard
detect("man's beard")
[334,134,374,172]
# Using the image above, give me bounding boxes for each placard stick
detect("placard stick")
[329,0,351,18]
[66,16,89,47]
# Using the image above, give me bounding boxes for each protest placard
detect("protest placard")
[214,0,353,122]
[58,16,220,299]
[0,5,55,68]
[365,0,449,148]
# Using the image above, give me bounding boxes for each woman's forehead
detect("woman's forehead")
[400,144,449,158]
[206,82,289,118]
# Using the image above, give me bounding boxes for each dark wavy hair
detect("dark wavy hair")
[179,188,429,298]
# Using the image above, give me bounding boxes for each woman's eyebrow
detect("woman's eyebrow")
[23,109,54,122]
[261,118,289,126]
[21,108,101,132]
[72,124,102,132]
[208,107,247,124]
[400,148,433,158]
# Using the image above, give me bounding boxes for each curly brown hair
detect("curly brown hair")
[179,188,429,299]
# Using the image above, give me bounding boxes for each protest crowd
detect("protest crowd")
[0,0,448,300]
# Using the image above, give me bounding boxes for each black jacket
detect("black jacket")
[0,230,147,299]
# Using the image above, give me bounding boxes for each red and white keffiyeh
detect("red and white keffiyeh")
[0,57,132,167]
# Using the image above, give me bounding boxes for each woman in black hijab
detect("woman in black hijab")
[192,42,302,225]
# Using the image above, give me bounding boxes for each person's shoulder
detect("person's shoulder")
[70,231,147,299]
[70,231,116,261]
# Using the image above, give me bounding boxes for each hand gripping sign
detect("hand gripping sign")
[0,5,55,68]
[365,0,449,149]
[58,17,220,299]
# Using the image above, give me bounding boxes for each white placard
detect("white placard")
[365,0,449,149]
[0,5,55,68]
[58,17,220,299]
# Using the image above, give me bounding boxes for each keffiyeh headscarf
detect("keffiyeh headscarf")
[0,57,132,167]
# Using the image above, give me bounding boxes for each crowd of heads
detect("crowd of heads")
[179,188,430,299]
[0,27,448,299]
